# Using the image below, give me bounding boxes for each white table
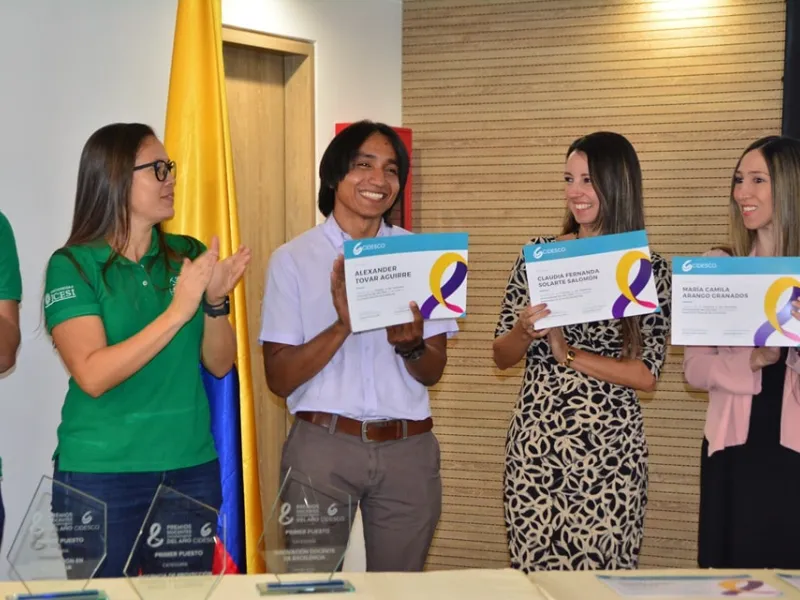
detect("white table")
[1,568,543,600]
[530,569,800,600]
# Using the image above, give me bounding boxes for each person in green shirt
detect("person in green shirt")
[0,209,22,550]
[0,211,21,373]
[43,123,250,578]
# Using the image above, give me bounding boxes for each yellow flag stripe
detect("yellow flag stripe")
[163,0,264,573]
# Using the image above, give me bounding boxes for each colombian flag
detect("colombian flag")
[162,0,265,574]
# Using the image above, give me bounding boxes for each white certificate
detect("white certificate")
[524,230,660,329]
[597,574,782,597]
[671,256,800,347]
[343,232,468,333]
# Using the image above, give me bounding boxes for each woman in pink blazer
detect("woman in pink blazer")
[684,135,800,568]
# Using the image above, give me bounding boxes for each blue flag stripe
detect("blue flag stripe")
[202,365,246,573]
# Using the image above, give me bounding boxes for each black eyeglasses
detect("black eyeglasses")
[133,159,176,182]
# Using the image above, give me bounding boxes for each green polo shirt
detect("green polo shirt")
[0,211,22,478]
[43,228,217,473]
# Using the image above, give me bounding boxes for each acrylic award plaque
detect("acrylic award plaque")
[256,468,354,596]
[6,475,107,600]
[123,485,225,600]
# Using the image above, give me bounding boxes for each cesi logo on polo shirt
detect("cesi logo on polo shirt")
[169,275,178,295]
[44,285,77,308]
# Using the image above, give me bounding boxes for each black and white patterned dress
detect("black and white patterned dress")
[495,235,671,572]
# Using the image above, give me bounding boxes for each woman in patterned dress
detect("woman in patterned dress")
[492,131,671,572]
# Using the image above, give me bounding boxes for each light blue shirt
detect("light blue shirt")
[259,216,459,420]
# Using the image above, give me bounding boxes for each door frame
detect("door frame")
[221,25,316,553]
[222,25,316,246]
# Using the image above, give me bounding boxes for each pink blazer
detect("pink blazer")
[683,249,800,456]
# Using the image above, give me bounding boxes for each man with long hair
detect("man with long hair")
[260,121,458,571]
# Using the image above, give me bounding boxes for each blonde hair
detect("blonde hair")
[729,136,800,257]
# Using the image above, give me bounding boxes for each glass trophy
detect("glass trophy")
[256,468,354,596]
[123,485,225,600]
[6,475,107,600]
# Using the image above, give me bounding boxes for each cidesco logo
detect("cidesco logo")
[533,246,566,260]
[352,241,386,256]
[683,260,717,273]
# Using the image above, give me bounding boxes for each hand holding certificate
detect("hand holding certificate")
[343,232,468,333]
[671,256,800,346]
[524,230,660,329]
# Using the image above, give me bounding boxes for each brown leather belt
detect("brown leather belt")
[295,411,433,443]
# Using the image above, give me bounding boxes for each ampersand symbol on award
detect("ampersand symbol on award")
[146,522,164,548]
[611,250,657,318]
[200,522,213,538]
[753,277,800,346]
[28,511,46,552]
[420,252,468,319]
[278,501,294,526]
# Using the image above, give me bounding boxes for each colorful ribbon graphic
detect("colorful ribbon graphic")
[420,252,468,318]
[611,250,657,319]
[719,579,770,596]
[753,277,800,346]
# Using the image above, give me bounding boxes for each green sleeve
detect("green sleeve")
[0,211,22,302]
[44,251,101,334]
[167,234,207,261]
[190,237,207,260]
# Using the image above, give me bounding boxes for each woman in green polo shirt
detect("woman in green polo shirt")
[43,123,250,578]
[0,209,23,551]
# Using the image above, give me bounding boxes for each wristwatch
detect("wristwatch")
[395,340,427,362]
[562,348,576,368]
[203,295,230,317]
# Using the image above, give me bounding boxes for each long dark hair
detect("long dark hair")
[56,123,192,285]
[561,131,646,360]
[317,120,409,223]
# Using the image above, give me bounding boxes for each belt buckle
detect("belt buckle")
[361,420,374,443]
[361,419,408,442]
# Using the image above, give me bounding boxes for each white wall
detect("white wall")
[0,0,177,580]
[0,0,401,579]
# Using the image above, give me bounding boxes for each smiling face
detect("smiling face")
[332,132,400,227]
[733,149,773,232]
[564,150,600,231]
